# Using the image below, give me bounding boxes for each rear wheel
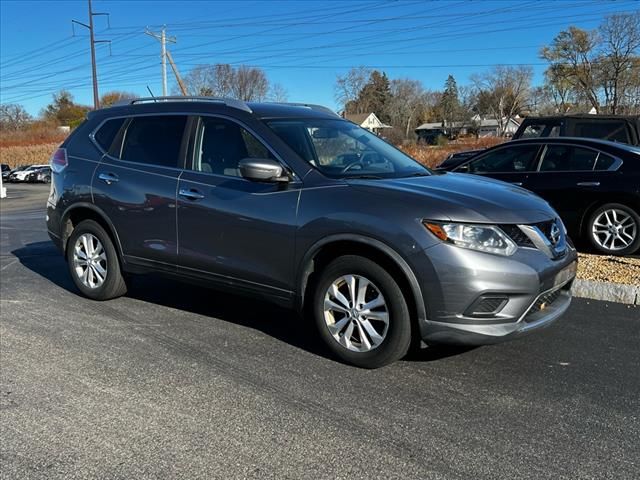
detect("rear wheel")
[313,255,412,368]
[67,220,127,300]
[587,203,640,255]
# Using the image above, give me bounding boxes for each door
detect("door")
[458,143,542,187]
[92,114,189,268]
[522,143,622,234]
[177,116,300,295]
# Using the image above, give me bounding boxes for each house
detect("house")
[343,112,392,135]
[415,116,521,142]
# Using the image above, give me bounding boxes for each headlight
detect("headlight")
[423,221,517,256]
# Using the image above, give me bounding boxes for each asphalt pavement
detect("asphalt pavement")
[1,184,639,480]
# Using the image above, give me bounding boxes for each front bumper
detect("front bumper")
[415,242,578,346]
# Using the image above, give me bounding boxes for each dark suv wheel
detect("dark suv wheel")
[67,220,127,300]
[313,255,412,368]
[587,203,640,255]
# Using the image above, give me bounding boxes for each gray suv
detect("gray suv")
[46,97,578,368]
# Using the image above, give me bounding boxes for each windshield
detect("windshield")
[266,119,430,179]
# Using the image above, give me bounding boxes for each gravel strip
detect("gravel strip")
[577,253,640,286]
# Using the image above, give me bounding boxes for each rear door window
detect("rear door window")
[539,145,599,171]
[120,115,187,168]
[573,121,630,144]
[466,145,541,173]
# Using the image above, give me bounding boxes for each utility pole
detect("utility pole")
[166,51,187,96]
[145,26,176,96]
[72,0,110,109]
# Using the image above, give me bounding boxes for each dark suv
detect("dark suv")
[47,97,577,368]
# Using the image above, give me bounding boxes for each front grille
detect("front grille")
[525,288,563,322]
[532,220,556,244]
[500,224,535,248]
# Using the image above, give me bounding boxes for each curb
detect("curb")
[572,279,639,305]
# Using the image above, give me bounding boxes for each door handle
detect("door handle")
[98,172,119,185]
[179,188,205,200]
[576,182,600,187]
[511,182,523,186]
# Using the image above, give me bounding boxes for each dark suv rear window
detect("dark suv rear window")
[573,121,630,144]
[94,118,126,154]
[120,115,187,168]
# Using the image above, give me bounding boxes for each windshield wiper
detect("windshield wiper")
[346,174,384,180]
[403,171,431,178]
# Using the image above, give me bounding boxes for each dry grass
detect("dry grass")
[399,137,504,168]
[0,143,60,169]
[0,127,67,149]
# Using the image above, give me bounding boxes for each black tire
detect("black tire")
[586,203,640,256]
[66,219,127,300]
[313,255,412,368]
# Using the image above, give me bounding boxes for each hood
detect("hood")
[348,172,556,224]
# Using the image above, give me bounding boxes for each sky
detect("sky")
[1,0,638,116]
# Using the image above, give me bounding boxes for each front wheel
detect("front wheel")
[587,203,640,255]
[67,220,127,300]
[313,255,412,368]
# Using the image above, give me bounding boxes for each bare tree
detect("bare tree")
[598,13,640,113]
[268,83,289,103]
[232,66,269,101]
[387,78,426,138]
[0,103,32,131]
[334,67,371,113]
[472,65,532,136]
[180,64,269,101]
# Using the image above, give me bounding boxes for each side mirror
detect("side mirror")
[238,158,289,183]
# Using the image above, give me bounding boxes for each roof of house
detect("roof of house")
[344,113,372,125]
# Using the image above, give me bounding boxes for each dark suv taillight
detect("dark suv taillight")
[50,148,68,173]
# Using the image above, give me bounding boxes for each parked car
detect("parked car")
[1,164,10,181]
[513,114,640,145]
[438,114,640,170]
[46,97,577,368]
[442,137,640,255]
[9,164,49,182]
[25,166,52,183]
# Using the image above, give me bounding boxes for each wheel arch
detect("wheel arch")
[296,234,428,326]
[60,203,124,259]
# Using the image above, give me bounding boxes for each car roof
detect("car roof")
[95,97,341,121]
[522,114,640,121]
[497,137,640,154]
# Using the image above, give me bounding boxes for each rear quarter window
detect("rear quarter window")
[94,118,126,155]
[573,121,631,144]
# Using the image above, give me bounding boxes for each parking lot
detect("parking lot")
[1,184,639,479]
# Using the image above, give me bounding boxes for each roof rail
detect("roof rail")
[114,96,253,113]
[267,102,340,117]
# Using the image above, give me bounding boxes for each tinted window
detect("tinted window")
[539,145,598,171]
[193,117,274,177]
[466,145,540,173]
[120,116,187,167]
[573,121,630,144]
[594,152,617,170]
[94,118,125,153]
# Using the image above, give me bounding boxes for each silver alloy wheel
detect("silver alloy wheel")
[73,233,108,289]
[323,275,389,353]
[592,208,638,251]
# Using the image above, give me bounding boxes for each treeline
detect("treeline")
[336,12,640,143]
